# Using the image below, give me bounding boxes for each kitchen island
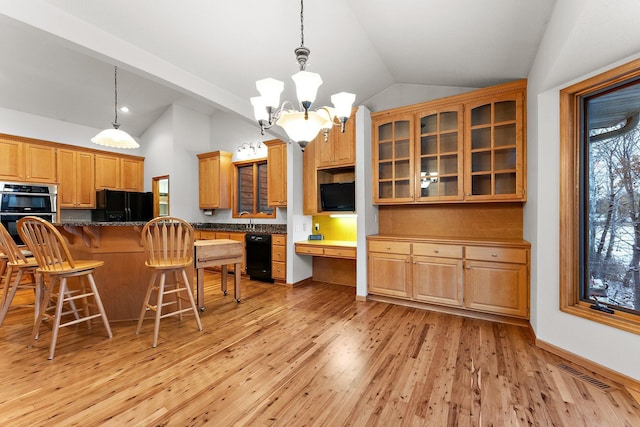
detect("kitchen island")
[55,222,171,322]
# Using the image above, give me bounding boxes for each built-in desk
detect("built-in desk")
[295,240,357,286]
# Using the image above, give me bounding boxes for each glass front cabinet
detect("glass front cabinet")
[371,80,526,204]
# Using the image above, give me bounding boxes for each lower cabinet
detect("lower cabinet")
[272,234,286,283]
[367,236,530,320]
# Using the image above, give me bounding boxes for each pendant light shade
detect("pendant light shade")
[92,66,139,149]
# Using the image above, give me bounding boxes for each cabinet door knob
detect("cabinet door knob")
[492,253,498,257]
[434,250,439,253]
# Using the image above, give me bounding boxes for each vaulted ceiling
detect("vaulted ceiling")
[0,0,556,137]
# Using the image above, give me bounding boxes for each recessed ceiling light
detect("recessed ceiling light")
[120,106,130,113]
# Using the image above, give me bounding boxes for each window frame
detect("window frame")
[232,157,275,219]
[560,57,640,335]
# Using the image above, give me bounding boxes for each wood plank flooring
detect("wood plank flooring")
[0,272,638,426]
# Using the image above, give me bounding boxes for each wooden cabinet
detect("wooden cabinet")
[412,243,463,306]
[272,234,286,283]
[303,139,318,215]
[95,154,144,191]
[0,137,57,183]
[464,245,529,318]
[464,91,526,201]
[316,108,357,169]
[265,139,287,207]
[367,240,412,298]
[295,241,357,259]
[371,79,526,204]
[58,149,96,208]
[367,236,530,320]
[197,151,232,210]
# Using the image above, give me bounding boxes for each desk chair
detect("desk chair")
[136,217,202,348]
[0,223,40,326]
[17,216,112,360]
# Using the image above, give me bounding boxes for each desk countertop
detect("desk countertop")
[295,240,357,247]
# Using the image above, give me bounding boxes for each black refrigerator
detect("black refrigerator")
[92,189,154,222]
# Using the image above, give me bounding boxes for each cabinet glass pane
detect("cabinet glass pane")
[379,162,393,180]
[472,151,491,172]
[495,173,516,194]
[395,159,410,178]
[495,101,516,122]
[396,139,410,158]
[378,123,393,140]
[421,157,438,174]
[420,114,437,133]
[379,141,393,160]
[440,132,458,153]
[379,181,393,199]
[495,124,516,147]
[396,121,410,139]
[495,148,516,170]
[440,176,458,196]
[471,104,491,126]
[420,182,437,198]
[421,136,437,155]
[440,111,458,131]
[440,154,458,175]
[395,180,411,198]
[471,128,491,149]
[472,175,492,195]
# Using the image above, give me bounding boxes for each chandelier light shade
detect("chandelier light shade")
[250,0,355,150]
[91,65,139,149]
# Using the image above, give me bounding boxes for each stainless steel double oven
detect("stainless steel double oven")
[0,181,57,245]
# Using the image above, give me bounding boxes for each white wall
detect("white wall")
[526,0,640,380]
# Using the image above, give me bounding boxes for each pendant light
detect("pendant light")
[91,66,140,149]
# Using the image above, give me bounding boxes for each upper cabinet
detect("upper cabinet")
[95,153,144,191]
[316,108,357,169]
[265,139,287,207]
[197,151,232,210]
[58,149,95,208]
[371,79,526,204]
[0,136,57,184]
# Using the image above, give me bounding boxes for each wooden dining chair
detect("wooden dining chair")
[136,217,202,348]
[17,216,112,360]
[0,223,40,326]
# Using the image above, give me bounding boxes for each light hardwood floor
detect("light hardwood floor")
[0,272,638,426]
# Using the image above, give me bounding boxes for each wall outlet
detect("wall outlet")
[314,223,320,231]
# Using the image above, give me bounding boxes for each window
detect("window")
[560,58,640,334]
[233,159,274,218]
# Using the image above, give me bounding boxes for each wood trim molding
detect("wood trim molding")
[535,337,640,394]
[559,57,640,335]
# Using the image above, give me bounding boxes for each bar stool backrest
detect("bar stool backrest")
[0,223,29,265]
[141,217,194,268]
[17,216,76,272]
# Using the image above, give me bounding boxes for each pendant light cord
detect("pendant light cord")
[113,66,119,128]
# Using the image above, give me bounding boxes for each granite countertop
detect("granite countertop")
[56,221,287,234]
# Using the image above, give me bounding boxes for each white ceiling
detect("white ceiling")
[0,0,556,137]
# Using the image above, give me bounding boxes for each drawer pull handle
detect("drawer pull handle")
[492,253,498,257]
[434,250,439,253]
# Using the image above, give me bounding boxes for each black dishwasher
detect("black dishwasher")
[245,233,273,282]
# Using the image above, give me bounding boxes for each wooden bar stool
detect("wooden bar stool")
[0,223,40,326]
[17,216,112,360]
[136,217,202,348]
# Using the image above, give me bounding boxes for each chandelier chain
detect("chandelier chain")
[299,0,304,47]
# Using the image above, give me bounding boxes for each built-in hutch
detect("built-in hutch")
[368,80,530,324]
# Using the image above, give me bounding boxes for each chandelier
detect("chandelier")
[91,66,140,149]
[250,0,355,151]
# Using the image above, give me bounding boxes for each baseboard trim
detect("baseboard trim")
[535,337,640,394]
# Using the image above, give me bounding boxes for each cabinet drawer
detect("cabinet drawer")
[272,261,286,280]
[272,245,286,262]
[215,232,230,240]
[198,230,216,240]
[324,247,356,259]
[368,240,411,254]
[272,234,286,245]
[296,245,324,256]
[413,243,462,258]
[465,246,527,264]
[228,232,245,242]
